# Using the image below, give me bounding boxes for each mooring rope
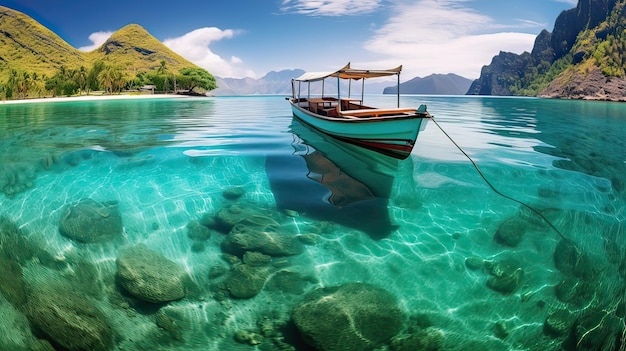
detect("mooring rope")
[429,117,568,241]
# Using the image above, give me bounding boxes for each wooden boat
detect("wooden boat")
[287,62,431,159]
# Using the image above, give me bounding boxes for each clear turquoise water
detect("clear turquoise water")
[0,95,624,350]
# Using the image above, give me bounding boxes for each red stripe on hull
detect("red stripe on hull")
[335,137,414,159]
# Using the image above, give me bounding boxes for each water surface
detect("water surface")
[0,95,624,350]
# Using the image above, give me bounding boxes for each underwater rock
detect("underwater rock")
[190,242,206,253]
[223,186,246,200]
[60,149,98,167]
[464,256,484,271]
[553,239,595,280]
[390,327,444,351]
[221,224,303,257]
[266,270,311,295]
[291,282,404,351]
[155,308,184,342]
[485,259,524,295]
[0,215,39,264]
[207,204,245,233]
[0,256,28,308]
[574,309,624,351]
[493,320,510,339]
[26,286,114,351]
[296,233,321,245]
[233,329,264,345]
[116,244,187,303]
[187,220,211,241]
[543,309,574,337]
[58,198,123,243]
[0,163,37,198]
[554,279,594,306]
[223,263,271,299]
[243,251,272,266]
[0,295,55,351]
[494,217,527,247]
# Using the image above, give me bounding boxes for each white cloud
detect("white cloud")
[363,0,537,79]
[78,31,113,52]
[280,0,380,16]
[555,0,578,5]
[163,27,256,78]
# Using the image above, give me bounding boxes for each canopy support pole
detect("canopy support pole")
[397,72,400,108]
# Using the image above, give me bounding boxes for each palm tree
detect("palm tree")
[74,66,88,95]
[157,60,169,93]
[98,66,116,94]
[157,60,168,75]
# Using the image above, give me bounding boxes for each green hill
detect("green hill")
[467,0,626,101]
[0,6,85,81]
[87,23,199,76]
[0,6,214,99]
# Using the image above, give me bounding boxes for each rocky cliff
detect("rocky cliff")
[467,0,626,101]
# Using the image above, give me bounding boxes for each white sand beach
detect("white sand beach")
[0,93,199,105]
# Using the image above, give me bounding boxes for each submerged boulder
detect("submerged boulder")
[223,264,271,299]
[292,282,404,351]
[485,259,524,295]
[27,286,114,351]
[116,244,187,303]
[494,217,527,247]
[390,327,444,351]
[553,239,595,280]
[544,309,575,337]
[58,199,123,243]
[221,224,303,257]
[574,309,624,351]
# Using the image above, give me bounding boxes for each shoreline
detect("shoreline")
[0,93,200,105]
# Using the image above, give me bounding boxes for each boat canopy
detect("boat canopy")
[293,62,402,82]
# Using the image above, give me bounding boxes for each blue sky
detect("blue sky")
[5,0,578,79]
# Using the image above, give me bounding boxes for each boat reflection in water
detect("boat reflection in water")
[266,118,400,240]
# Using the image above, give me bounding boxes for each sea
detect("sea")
[0,95,624,351]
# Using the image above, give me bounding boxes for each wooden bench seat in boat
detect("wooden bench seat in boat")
[339,107,417,118]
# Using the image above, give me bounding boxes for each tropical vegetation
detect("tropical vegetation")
[0,6,217,100]
[0,60,216,100]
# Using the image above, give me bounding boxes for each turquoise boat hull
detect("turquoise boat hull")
[288,100,429,159]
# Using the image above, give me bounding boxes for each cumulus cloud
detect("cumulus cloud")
[555,0,578,5]
[280,0,380,16]
[163,27,255,78]
[78,31,113,52]
[363,0,537,79]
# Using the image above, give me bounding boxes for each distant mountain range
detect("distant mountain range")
[213,69,304,95]
[214,71,472,95]
[382,73,472,95]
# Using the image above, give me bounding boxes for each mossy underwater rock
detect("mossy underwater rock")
[58,198,123,243]
[291,282,405,351]
[221,224,303,257]
[485,259,524,295]
[494,217,527,247]
[390,327,444,351]
[573,309,624,351]
[223,263,271,299]
[116,244,187,303]
[553,239,595,280]
[26,287,114,351]
[186,220,211,241]
[543,309,575,337]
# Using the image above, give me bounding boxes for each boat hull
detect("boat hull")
[289,101,428,159]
